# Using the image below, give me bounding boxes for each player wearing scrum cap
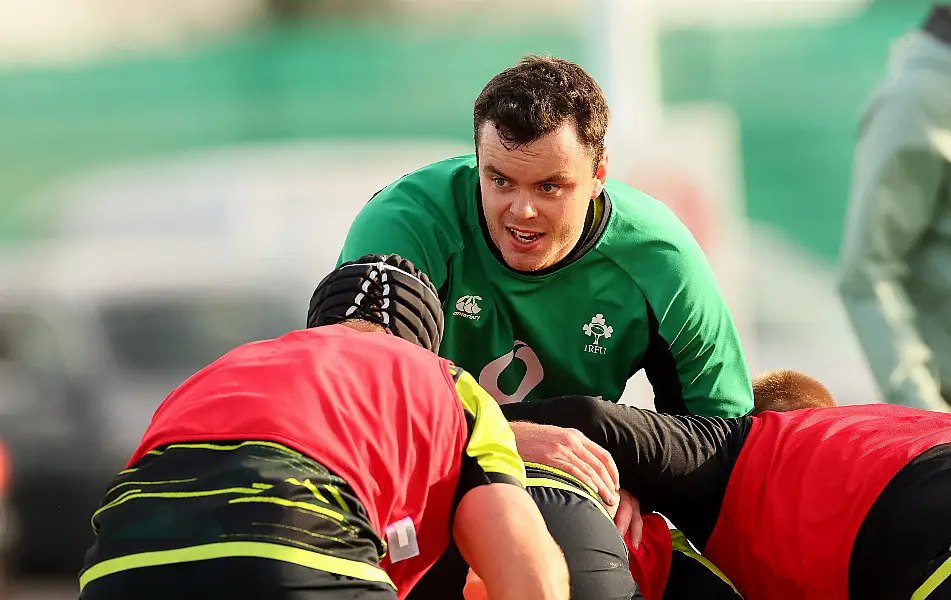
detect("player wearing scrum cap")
[78,254,568,600]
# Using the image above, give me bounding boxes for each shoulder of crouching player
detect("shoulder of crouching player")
[448,365,526,492]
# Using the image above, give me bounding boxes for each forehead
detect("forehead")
[477,121,590,178]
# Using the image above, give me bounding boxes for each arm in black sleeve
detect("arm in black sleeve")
[500,396,753,548]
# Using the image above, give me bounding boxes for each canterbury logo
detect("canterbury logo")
[455,295,482,315]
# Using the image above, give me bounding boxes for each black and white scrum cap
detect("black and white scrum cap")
[307,254,444,354]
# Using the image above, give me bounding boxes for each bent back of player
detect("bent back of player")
[461,371,828,600]
[79,254,568,600]
[520,465,741,600]
[505,372,951,599]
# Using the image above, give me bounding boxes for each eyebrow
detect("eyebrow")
[481,164,572,184]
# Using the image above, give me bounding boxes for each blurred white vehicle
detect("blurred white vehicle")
[0,237,305,576]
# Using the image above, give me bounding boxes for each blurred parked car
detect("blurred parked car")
[0,238,305,576]
[0,140,470,576]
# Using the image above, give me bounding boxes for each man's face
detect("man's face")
[477,121,608,272]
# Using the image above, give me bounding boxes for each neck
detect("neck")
[338,319,386,334]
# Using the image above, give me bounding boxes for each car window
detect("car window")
[0,311,66,374]
[0,310,74,415]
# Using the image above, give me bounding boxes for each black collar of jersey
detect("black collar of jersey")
[924,5,951,46]
[476,186,613,277]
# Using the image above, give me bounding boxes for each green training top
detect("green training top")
[339,155,752,416]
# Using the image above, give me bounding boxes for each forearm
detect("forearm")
[502,396,739,478]
[500,396,747,543]
[454,485,569,600]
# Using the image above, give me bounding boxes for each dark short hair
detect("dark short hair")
[473,55,609,171]
[751,370,836,415]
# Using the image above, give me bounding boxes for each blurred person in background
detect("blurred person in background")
[839,4,951,413]
[338,57,754,594]
[79,254,568,600]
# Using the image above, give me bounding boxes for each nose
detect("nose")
[509,191,537,220]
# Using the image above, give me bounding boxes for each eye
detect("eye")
[540,183,560,194]
[492,177,508,188]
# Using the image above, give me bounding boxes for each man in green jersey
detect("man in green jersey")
[338,55,752,519]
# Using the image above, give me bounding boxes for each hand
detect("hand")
[613,488,643,549]
[509,421,621,506]
[463,568,489,600]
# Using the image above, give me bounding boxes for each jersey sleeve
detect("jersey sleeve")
[450,366,527,494]
[637,227,753,418]
[337,166,466,290]
[500,395,751,548]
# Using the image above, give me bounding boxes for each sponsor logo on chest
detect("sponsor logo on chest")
[453,295,483,321]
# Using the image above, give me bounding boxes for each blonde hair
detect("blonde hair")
[751,370,836,415]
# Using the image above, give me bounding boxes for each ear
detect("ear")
[592,146,609,198]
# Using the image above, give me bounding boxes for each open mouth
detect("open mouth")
[508,227,543,244]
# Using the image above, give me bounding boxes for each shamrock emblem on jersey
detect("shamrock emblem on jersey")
[583,314,614,346]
